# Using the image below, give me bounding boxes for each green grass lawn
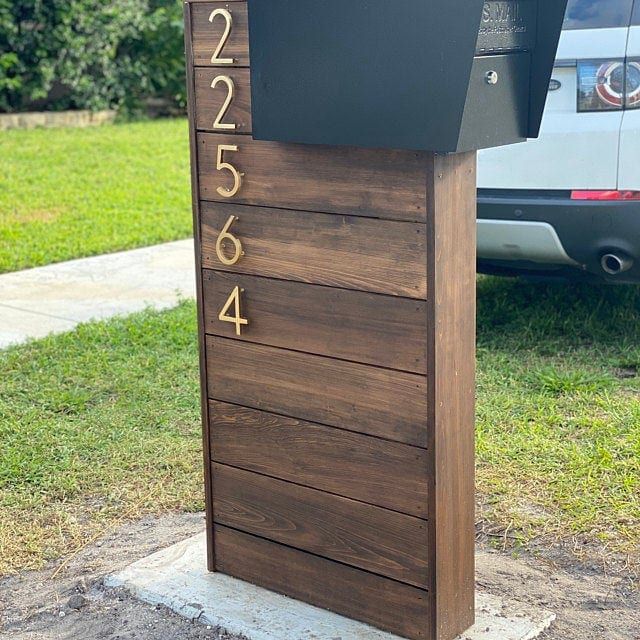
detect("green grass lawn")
[476,278,640,556]
[0,119,192,274]
[1,279,639,575]
[0,301,202,574]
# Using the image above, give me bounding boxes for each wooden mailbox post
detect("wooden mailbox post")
[183,2,566,638]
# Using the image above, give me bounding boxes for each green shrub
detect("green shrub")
[0,0,186,114]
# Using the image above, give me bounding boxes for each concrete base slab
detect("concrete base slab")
[105,532,556,640]
[0,240,195,349]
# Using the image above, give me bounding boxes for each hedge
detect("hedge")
[0,0,186,114]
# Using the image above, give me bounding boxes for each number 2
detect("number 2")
[218,286,248,335]
[211,75,235,130]
[209,8,233,65]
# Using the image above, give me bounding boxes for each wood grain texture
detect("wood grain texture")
[194,67,251,132]
[200,202,427,298]
[191,2,249,67]
[215,525,431,639]
[209,401,429,517]
[202,271,427,373]
[426,152,477,639]
[197,133,429,221]
[212,463,429,587]
[206,337,428,447]
[183,1,216,572]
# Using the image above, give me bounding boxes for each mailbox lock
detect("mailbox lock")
[485,70,499,85]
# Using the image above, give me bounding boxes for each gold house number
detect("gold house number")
[216,214,243,265]
[208,8,233,64]
[211,76,236,130]
[216,144,243,197]
[208,10,244,197]
[218,286,248,335]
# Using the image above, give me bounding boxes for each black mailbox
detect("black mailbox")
[247,0,567,152]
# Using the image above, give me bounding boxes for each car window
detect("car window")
[632,0,640,24]
[563,0,634,29]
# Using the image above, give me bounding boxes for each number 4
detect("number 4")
[218,286,248,336]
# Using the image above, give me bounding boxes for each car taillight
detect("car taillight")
[570,190,640,200]
[625,59,640,109]
[577,60,625,111]
[577,59,640,112]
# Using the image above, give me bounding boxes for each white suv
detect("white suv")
[477,0,640,283]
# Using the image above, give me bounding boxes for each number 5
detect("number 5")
[216,144,242,198]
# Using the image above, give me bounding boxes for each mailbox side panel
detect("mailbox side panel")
[456,52,530,152]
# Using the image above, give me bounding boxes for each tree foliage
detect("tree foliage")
[0,0,186,113]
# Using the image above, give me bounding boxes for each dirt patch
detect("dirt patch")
[9,209,62,224]
[1,512,639,639]
[0,513,221,639]
[478,549,640,640]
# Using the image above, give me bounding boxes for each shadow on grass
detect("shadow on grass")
[477,276,640,361]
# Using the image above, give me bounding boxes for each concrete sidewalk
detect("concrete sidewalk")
[0,240,195,349]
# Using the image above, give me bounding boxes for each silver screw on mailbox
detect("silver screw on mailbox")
[485,70,499,85]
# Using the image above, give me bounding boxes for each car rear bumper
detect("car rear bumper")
[477,190,640,283]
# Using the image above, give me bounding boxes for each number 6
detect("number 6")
[216,144,242,198]
[215,214,243,265]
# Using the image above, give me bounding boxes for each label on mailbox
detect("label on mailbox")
[476,0,537,53]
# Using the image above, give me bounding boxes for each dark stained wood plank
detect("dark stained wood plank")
[197,133,429,222]
[200,202,427,298]
[195,68,251,133]
[209,401,429,517]
[214,525,431,639]
[212,463,429,587]
[426,152,477,639]
[191,2,249,67]
[206,337,428,447]
[183,0,216,571]
[202,271,427,373]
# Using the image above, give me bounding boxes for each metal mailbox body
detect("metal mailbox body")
[247,0,567,151]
